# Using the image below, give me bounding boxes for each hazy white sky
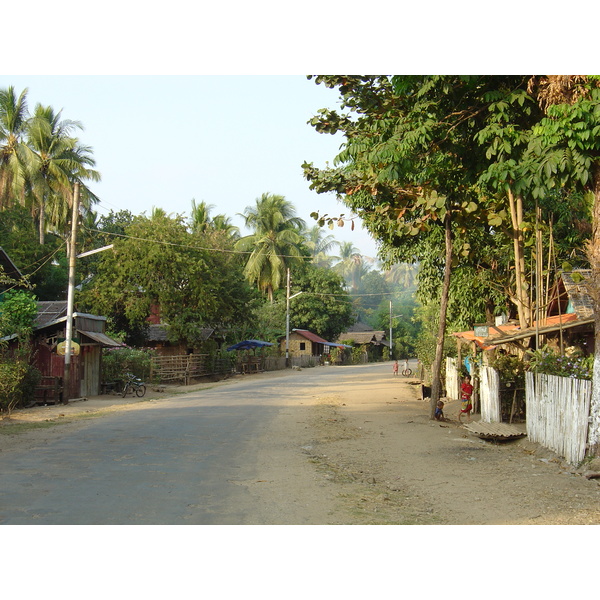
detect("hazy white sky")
[1,75,382,259]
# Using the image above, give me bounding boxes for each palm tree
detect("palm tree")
[211,213,240,238]
[21,104,100,244]
[333,241,368,291]
[0,86,29,208]
[235,193,306,302]
[189,199,215,234]
[303,224,339,268]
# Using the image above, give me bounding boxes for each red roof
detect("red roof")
[292,329,329,344]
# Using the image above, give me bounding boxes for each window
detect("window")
[300,342,306,351]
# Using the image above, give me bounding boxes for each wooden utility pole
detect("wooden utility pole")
[62,182,80,404]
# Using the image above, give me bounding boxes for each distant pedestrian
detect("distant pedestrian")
[458,375,474,423]
[393,360,399,376]
[403,358,409,372]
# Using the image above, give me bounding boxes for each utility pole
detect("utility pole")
[62,182,80,404]
[389,300,393,360]
[286,269,291,368]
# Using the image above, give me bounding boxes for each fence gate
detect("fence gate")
[480,366,501,423]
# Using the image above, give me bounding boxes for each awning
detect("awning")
[227,339,274,351]
[482,316,594,346]
[77,330,123,347]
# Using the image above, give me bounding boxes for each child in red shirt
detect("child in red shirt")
[458,375,474,423]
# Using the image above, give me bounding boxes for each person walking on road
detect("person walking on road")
[393,360,399,376]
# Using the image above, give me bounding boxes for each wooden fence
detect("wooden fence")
[480,366,501,423]
[445,357,460,400]
[150,354,232,384]
[150,353,319,383]
[526,372,592,465]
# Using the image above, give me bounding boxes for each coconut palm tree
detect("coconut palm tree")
[211,213,240,238]
[189,199,215,234]
[21,104,100,244]
[303,224,339,268]
[0,86,29,208]
[333,241,369,291]
[235,193,306,302]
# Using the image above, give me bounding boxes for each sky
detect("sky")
[1,75,382,260]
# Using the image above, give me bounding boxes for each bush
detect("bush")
[527,345,593,380]
[102,347,155,384]
[0,359,41,417]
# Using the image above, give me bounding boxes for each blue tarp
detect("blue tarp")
[226,339,274,351]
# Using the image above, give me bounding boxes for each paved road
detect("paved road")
[1,364,386,525]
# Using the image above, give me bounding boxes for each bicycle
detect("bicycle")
[122,373,147,397]
[401,368,413,377]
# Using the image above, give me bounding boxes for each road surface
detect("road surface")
[0,366,343,525]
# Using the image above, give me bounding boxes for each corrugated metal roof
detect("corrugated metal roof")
[454,313,587,349]
[35,301,68,327]
[463,422,526,439]
[78,330,122,347]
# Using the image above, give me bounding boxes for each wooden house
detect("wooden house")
[30,301,121,399]
[279,329,332,358]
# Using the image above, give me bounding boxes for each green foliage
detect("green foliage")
[0,355,41,416]
[351,346,364,364]
[78,212,258,346]
[102,347,155,384]
[0,290,38,338]
[489,353,526,387]
[0,204,68,300]
[527,345,593,380]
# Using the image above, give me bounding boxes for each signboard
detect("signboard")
[474,325,489,338]
[56,340,80,356]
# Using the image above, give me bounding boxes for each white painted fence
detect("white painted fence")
[480,366,501,423]
[525,372,592,465]
[445,357,460,400]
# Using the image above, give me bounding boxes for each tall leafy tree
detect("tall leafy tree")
[523,76,600,455]
[78,212,257,345]
[304,76,497,413]
[235,193,306,302]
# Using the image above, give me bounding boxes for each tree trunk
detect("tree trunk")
[38,199,45,245]
[430,213,453,419]
[586,163,600,456]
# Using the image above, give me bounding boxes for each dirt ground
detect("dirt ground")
[2,367,600,525]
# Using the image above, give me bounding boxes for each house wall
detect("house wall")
[33,343,82,399]
[279,333,318,356]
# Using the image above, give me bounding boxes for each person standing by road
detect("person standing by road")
[393,360,399,376]
[458,375,474,423]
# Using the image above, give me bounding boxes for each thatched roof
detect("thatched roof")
[337,330,388,346]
